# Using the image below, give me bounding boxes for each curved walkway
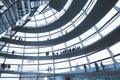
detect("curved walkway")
[13,0,87,33]
[0,26,120,60]
[0,0,118,46]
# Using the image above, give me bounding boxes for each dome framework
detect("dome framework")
[0,0,120,80]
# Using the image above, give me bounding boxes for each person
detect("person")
[12,50,15,55]
[1,63,6,70]
[7,64,11,69]
[47,66,49,72]
[101,61,105,71]
[46,51,49,56]
[18,37,22,40]
[83,64,87,72]
[14,35,17,40]
[20,38,23,41]
[47,66,52,73]
[17,64,20,71]
[49,66,52,73]
[52,52,55,56]
[94,62,99,72]
[56,52,59,56]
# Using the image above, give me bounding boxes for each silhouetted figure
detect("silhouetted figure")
[18,37,21,40]
[72,48,75,52]
[94,62,99,72]
[1,63,6,70]
[60,51,63,55]
[46,51,49,56]
[17,65,20,71]
[83,64,87,72]
[56,52,59,55]
[101,62,105,71]
[20,38,23,41]
[47,38,49,40]
[14,35,17,39]
[7,64,11,70]
[47,66,52,73]
[12,50,15,55]
[52,52,55,56]
[49,66,52,73]
[69,48,72,53]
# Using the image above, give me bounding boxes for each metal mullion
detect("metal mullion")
[9,6,16,21]
[0,17,5,31]
[0,1,19,19]
[1,0,11,7]
[34,16,40,76]
[59,28,72,72]
[4,11,11,27]
[19,33,26,80]
[0,15,7,30]
[94,25,118,69]
[5,0,13,4]
[0,27,3,34]
[7,7,14,25]
[21,0,26,15]
[13,3,21,19]
[72,19,92,69]
[11,1,21,19]
[43,12,55,78]
[64,42,72,72]
[27,0,31,12]
[9,0,15,4]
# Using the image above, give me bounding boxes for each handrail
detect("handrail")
[13,0,88,33]
[0,25,120,60]
[0,12,119,56]
[0,0,118,46]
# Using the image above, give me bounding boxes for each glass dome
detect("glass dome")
[0,0,120,80]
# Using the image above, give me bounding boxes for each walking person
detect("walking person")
[94,62,99,72]
[83,64,87,72]
[101,61,105,71]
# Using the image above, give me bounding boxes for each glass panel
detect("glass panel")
[80,28,96,40]
[66,37,80,46]
[88,49,110,62]
[109,42,120,55]
[96,8,117,29]
[55,61,69,68]
[83,34,100,46]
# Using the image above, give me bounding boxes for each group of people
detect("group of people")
[14,35,23,41]
[0,63,11,70]
[83,62,105,72]
[46,46,81,56]
[60,46,81,55]
[47,66,52,73]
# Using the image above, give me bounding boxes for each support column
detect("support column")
[94,26,118,69]
[64,43,72,72]
[78,37,91,69]
[21,0,26,15]
[19,33,26,80]
[106,47,118,69]
[27,0,31,12]
[34,16,40,80]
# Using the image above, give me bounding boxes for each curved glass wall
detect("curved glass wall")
[0,0,120,80]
